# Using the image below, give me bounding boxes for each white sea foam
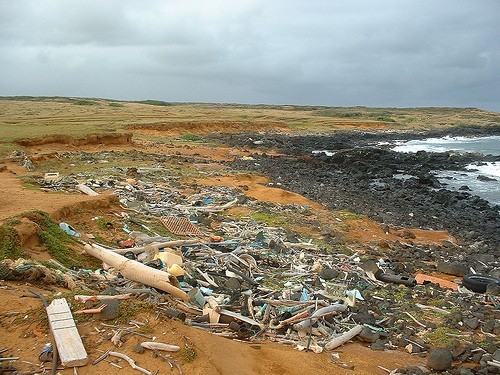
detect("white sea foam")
[391,135,500,155]
[466,162,500,178]
[312,150,335,156]
[392,136,500,205]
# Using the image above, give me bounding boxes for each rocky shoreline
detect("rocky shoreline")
[213,127,500,261]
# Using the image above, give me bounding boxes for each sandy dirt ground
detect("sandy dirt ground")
[0,137,454,375]
[0,282,425,375]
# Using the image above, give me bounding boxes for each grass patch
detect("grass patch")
[249,211,287,227]
[180,133,201,141]
[22,211,81,266]
[376,115,396,122]
[181,345,197,362]
[115,300,156,324]
[72,99,97,106]
[137,100,173,106]
[20,176,44,191]
[94,217,112,231]
[0,211,85,267]
[108,102,124,107]
[337,210,366,220]
[22,182,42,191]
[423,326,463,346]
[0,223,23,260]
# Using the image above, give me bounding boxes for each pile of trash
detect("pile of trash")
[77,215,499,374]
[1,158,499,374]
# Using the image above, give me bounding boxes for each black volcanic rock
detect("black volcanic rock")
[221,130,500,260]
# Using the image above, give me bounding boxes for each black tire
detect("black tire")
[463,274,500,293]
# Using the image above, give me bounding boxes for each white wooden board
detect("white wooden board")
[46,298,88,367]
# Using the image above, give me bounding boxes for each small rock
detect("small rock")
[463,317,479,330]
[482,319,495,333]
[226,277,241,290]
[351,312,376,325]
[133,345,145,354]
[490,267,500,279]
[370,340,386,351]
[437,261,468,277]
[485,283,500,296]
[485,344,498,354]
[101,287,119,296]
[477,175,497,182]
[442,240,456,249]
[471,353,483,363]
[98,299,121,320]
[457,367,474,375]
[427,348,453,371]
[474,254,495,264]
[425,321,437,329]
[357,327,380,343]
[319,267,339,280]
[405,343,421,354]
[401,230,416,239]
[405,365,429,375]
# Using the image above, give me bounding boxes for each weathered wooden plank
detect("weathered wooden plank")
[46,299,88,367]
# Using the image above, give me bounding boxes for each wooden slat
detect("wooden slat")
[46,299,88,367]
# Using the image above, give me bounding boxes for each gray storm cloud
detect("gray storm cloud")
[0,0,499,110]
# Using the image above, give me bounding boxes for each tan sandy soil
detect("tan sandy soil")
[344,217,457,246]
[0,162,115,223]
[0,282,425,375]
[196,174,457,246]
[196,174,323,207]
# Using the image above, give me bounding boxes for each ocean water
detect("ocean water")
[391,136,500,206]
[391,135,500,155]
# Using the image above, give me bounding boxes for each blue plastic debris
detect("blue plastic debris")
[59,222,81,238]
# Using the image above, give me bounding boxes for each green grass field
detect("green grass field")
[1,96,499,159]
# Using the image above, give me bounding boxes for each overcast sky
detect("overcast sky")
[1,0,499,111]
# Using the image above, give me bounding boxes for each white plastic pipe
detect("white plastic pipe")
[84,244,189,301]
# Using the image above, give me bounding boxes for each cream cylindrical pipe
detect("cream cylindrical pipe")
[84,244,189,301]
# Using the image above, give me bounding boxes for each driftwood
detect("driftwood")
[140,342,180,352]
[111,240,200,255]
[324,325,363,350]
[271,310,310,330]
[311,303,347,319]
[196,267,219,287]
[254,299,319,308]
[74,304,107,314]
[108,352,151,375]
[84,244,189,301]
[226,265,258,285]
[111,329,156,347]
[283,242,319,251]
[403,311,426,328]
[487,360,500,369]
[111,329,125,347]
[74,294,132,302]
[152,350,183,375]
[174,198,238,213]
[219,309,263,328]
[293,303,347,331]
[415,303,451,315]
